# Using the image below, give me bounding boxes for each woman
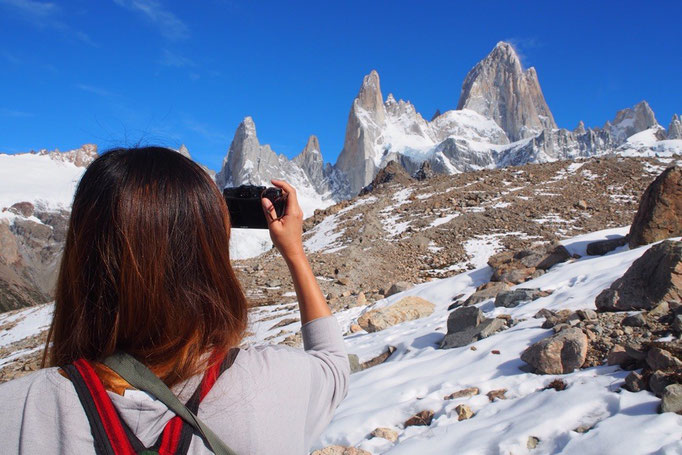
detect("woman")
[0,147,349,454]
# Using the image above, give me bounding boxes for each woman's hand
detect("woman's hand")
[262,179,305,263]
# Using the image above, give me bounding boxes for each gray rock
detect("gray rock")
[649,371,675,397]
[464,281,511,305]
[622,313,646,327]
[586,236,628,256]
[446,307,484,333]
[494,288,543,308]
[646,348,682,371]
[386,281,412,297]
[440,307,506,349]
[595,240,682,311]
[624,371,647,392]
[576,309,598,321]
[661,384,682,414]
[348,354,362,374]
[8,202,34,218]
[520,328,588,374]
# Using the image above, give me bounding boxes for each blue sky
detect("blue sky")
[1,0,680,171]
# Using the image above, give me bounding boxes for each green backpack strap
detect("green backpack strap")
[103,352,238,455]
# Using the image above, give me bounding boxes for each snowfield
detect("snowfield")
[313,227,682,454]
[0,153,85,209]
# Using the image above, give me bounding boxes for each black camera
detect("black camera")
[223,185,286,229]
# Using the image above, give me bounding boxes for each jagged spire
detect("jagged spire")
[456,41,556,141]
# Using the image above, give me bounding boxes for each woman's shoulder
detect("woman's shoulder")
[0,367,72,400]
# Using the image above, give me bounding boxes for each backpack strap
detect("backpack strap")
[103,350,239,455]
[155,348,240,455]
[64,349,240,455]
[63,360,137,455]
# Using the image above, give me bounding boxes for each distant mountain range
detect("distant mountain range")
[217,41,682,206]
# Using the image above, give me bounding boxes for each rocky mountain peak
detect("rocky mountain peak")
[609,101,659,143]
[574,121,586,135]
[177,144,190,158]
[293,135,327,193]
[456,42,557,142]
[668,114,682,140]
[39,144,98,168]
[357,70,384,115]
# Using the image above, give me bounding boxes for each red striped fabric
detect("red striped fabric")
[74,359,137,455]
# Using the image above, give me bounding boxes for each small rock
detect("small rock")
[404,410,434,427]
[464,281,511,305]
[494,288,545,308]
[444,387,479,400]
[624,371,647,392]
[356,292,367,306]
[370,427,398,442]
[586,236,628,256]
[534,308,556,320]
[607,345,630,366]
[649,301,670,318]
[673,315,682,332]
[649,370,675,397]
[487,389,507,401]
[576,309,598,321]
[348,354,362,374]
[349,323,363,333]
[386,281,411,297]
[646,348,682,371]
[337,277,349,286]
[454,404,474,421]
[527,436,540,450]
[491,350,501,355]
[661,384,682,414]
[544,379,568,391]
[622,313,646,327]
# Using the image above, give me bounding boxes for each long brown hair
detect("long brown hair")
[43,146,248,387]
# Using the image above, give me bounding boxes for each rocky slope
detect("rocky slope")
[0,145,97,312]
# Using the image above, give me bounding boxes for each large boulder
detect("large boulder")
[440,307,506,349]
[521,328,588,374]
[357,296,434,332]
[595,240,682,311]
[629,166,682,248]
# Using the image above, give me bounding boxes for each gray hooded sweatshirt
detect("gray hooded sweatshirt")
[0,315,349,454]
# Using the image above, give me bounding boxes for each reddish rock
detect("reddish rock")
[629,166,682,248]
[404,410,434,427]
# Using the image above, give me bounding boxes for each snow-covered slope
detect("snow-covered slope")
[308,228,682,454]
[0,152,89,210]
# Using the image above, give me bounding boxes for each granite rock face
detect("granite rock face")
[668,114,682,140]
[456,41,557,142]
[629,166,682,248]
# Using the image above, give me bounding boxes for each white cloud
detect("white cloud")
[0,0,96,46]
[113,0,189,41]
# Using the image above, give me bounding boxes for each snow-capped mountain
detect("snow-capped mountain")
[215,116,336,217]
[456,41,557,141]
[218,41,681,200]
